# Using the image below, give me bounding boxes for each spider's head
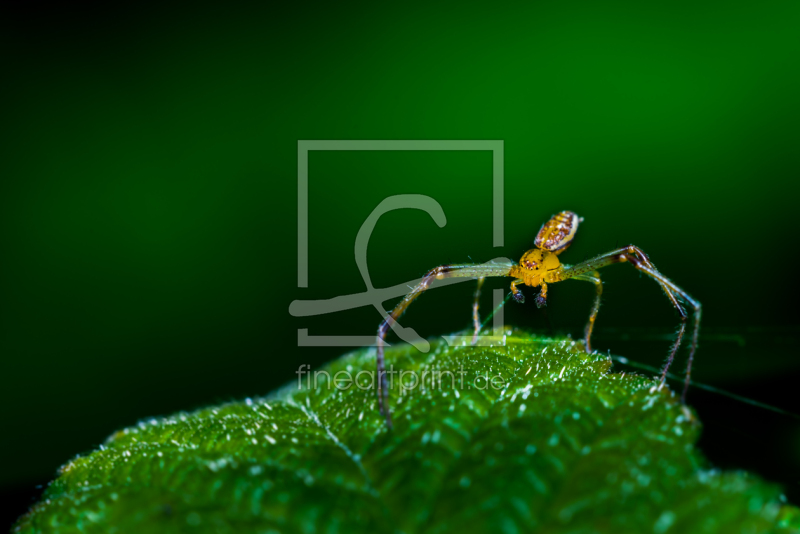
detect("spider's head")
[534,211,582,255]
[518,248,561,286]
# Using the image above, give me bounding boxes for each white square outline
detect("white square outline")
[295,140,505,347]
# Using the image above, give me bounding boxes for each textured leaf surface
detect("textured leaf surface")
[14,331,800,533]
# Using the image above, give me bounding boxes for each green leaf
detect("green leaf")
[14,331,800,533]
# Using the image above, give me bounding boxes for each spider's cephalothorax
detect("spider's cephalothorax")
[375,210,701,428]
[511,248,561,287]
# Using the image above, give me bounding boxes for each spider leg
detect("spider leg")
[682,306,702,403]
[625,246,686,317]
[510,279,525,303]
[471,277,486,345]
[662,321,686,388]
[377,262,515,428]
[535,282,548,309]
[570,271,603,352]
[559,246,701,402]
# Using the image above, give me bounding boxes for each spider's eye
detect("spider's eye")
[534,211,580,255]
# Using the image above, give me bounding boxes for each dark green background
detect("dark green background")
[3,2,800,528]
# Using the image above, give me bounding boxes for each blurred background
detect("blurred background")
[3,1,800,528]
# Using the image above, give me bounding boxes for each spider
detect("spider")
[376,211,701,428]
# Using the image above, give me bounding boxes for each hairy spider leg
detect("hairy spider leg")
[624,246,686,317]
[535,283,549,308]
[570,271,603,352]
[471,277,486,345]
[558,246,701,402]
[663,321,687,388]
[510,279,526,303]
[568,247,683,355]
[377,262,515,428]
[683,309,702,402]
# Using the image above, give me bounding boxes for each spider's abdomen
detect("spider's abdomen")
[534,211,581,255]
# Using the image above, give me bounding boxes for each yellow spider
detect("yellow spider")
[376,211,701,428]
